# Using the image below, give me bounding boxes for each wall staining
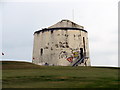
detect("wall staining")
[33,29,90,66]
[78,35,81,37]
[32,19,90,66]
[51,47,53,50]
[74,35,75,37]
[55,42,69,48]
[55,44,59,48]
[44,46,48,49]
[53,30,85,64]
[65,34,68,37]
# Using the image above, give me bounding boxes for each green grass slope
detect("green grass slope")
[2,61,120,88]
[2,61,41,69]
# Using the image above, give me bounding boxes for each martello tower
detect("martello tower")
[32,20,90,66]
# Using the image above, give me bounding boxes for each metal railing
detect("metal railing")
[72,52,89,67]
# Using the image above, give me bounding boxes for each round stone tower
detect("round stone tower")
[32,20,90,66]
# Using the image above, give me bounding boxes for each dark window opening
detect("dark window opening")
[83,37,86,55]
[41,48,43,56]
[80,48,84,63]
[51,30,53,34]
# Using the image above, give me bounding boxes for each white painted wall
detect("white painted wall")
[32,20,90,66]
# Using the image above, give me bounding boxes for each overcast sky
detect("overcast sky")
[1,0,119,67]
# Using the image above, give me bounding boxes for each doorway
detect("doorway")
[80,48,84,63]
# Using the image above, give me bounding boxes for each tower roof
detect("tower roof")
[34,20,87,34]
[48,19,84,29]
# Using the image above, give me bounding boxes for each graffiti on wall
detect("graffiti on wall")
[66,49,80,63]
[66,57,73,63]
[72,51,79,58]
[59,51,68,59]
[59,48,80,63]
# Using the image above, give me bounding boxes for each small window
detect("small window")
[51,30,53,34]
[41,48,43,56]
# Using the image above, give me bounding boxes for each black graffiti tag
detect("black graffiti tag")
[59,51,68,59]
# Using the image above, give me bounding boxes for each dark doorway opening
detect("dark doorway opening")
[80,48,84,63]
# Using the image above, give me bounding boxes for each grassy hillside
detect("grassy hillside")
[1,61,119,88]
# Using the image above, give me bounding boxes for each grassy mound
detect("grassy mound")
[1,61,41,69]
[2,61,119,88]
